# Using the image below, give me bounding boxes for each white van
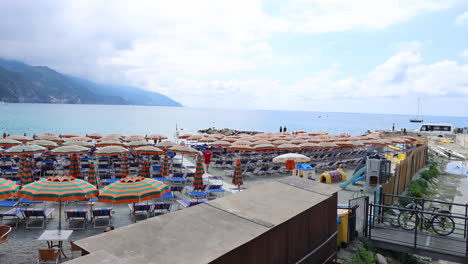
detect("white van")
[417,123,454,137]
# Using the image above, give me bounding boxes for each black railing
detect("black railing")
[367,203,468,261]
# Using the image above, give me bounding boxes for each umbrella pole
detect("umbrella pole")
[58,198,62,231]
[133,202,136,223]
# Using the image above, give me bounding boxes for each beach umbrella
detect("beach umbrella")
[210,133,225,139]
[298,143,320,150]
[62,140,94,147]
[155,141,176,150]
[87,163,97,187]
[186,135,203,141]
[50,145,89,156]
[253,144,277,152]
[94,146,129,156]
[69,154,81,178]
[132,146,166,156]
[273,153,311,163]
[6,135,33,143]
[126,140,151,148]
[210,141,231,147]
[290,139,307,145]
[308,137,322,143]
[233,140,252,146]
[193,155,204,191]
[69,136,92,142]
[61,133,80,138]
[29,140,58,149]
[119,155,129,178]
[178,134,192,139]
[146,134,168,140]
[95,140,125,147]
[0,178,20,199]
[252,140,271,145]
[222,136,238,143]
[4,145,48,155]
[18,175,98,230]
[272,139,288,146]
[232,159,243,191]
[167,145,199,155]
[0,139,22,147]
[160,155,170,177]
[227,144,254,152]
[22,158,34,185]
[100,136,122,141]
[36,134,63,143]
[199,137,217,143]
[277,143,300,151]
[106,134,123,139]
[87,133,102,139]
[125,136,146,142]
[318,142,339,149]
[139,161,151,178]
[17,155,25,185]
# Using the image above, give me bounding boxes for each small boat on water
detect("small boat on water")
[409,98,423,123]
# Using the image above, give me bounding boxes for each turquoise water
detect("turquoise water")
[1,103,467,139]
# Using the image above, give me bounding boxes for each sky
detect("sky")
[1,0,468,116]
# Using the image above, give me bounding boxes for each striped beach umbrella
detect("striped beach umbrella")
[87,163,98,187]
[6,135,33,143]
[232,159,243,191]
[50,145,89,156]
[17,155,25,184]
[95,140,125,147]
[119,155,129,178]
[277,143,300,151]
[193,155,204,190]
[22,158,34,185]
[155,141,176,150]
[29,140,58,149]
[62,140,94,147]
[168,145,199,155]
[139,161,151,178]
[125,136,146,142]
[69,154,81,178]
[160,155,170,177]
[4,145,48,156]
[94,146,129,156]
[98,176,170,204]
[0,178,20,199]
[0,138,22,147]
[178,134,192,139]
[36,134,63,143]
[298,143,320,150]
[18,176,98,229]
[86,133,102,139]
[253,144,277,152]
[69,136,92,142]
[227,144,254,152]
[61,133,80,138]
[210,140,231,147]
[126,140,151,148]
[132,146,166,156]
[147,134,168,140]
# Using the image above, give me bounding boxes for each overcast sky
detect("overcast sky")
[1,0,468,116]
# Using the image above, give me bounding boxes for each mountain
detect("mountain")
[0,58,182,106]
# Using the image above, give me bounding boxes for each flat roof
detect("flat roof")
[71,177,339,264]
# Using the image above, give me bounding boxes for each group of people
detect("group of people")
[279,126,288,133]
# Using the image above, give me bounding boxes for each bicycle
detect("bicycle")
[397,202,455,236]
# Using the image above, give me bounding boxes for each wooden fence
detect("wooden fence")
[382,144,428,205]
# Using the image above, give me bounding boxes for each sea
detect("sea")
[1,103,467,140]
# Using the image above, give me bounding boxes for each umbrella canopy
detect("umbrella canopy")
[199,137,217,143]
[233,140,252,146]
[210,140,231,147]
[95,140,125,147]
[318,142,339,149]
[273,153,311,163]
[119,155,129,178]
[227,144,254,152]
[146,134,168,140]
[277,143,300,151]
[29,140,58,149]
[125,136,146,142]
[18,175,98,230]
[298,143,320,149]
[0,178,20,199]
[160,155,170,177]
[94,146,129,156]
[210,133,225,139]
[186,135,203,141]
[6,135,33,142]
[0,138,22,147]
[126,140,151,148]
[22,158,34,185]
[253,144,277,152]
[62,140,94,147]
[193,155,204,190]
[132,146,166,156]
[139,161,151,178]
[252,140,271,145]
[168,145,199,155]
[69,136,92,142]
[4,145,48,155]
[61,133,80,138]
[272,139,288,146]
[87,133,103,139]
[50,145,89,155]
[87,163,97,187]
[98,176,170,204]
[69,154,81,178]
[232,159,243,190]
[36,134,63,142]
[155,141,176,149]
[178,134,192,139]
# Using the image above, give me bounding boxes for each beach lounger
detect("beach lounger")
[65,209,88,230]
[128,203,152,222]
[22,208,55,229]
[0,201,18,207]
[206,185,225,198]
[188,191,208,200]
[0,208,24,229]
[153,203,171,214]
[176,199,207,209]
[92,207,112,228]
[170,186,184,193]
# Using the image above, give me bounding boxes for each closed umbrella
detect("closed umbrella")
[87,163,97,187]
[160,155,170,177]
[22,158,34,185]
[0,139,22,147]
[0,178,20,199]
[119,155,129,178]
[17,155,25,185]
[139,161,150,178]
[18,176,98,230]
[69,154,81,178]
[232,159,243,191]
[193,155,204,190]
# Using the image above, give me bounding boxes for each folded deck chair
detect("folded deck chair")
[22,208,55,229]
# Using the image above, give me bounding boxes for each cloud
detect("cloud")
[455,11,468,25]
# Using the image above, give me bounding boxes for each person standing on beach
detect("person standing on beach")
[279,126,283,133]
[284,126,287,132]
[392,123,395,131]
[203,149,212,172]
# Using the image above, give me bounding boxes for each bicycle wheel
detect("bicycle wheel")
[398,211,417,231]
[431,215,455,236]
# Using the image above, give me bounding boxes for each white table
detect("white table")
[38,230,73,258]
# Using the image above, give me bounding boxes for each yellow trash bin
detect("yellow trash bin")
[337,209,349,247]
